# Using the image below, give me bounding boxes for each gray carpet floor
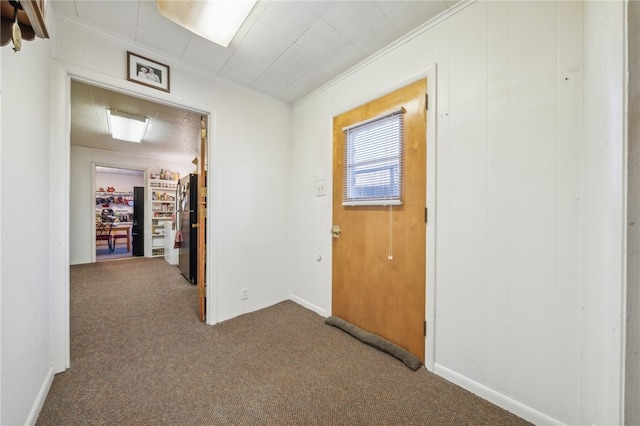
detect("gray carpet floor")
[36,257,530,425]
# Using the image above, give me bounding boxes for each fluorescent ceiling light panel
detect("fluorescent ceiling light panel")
[106,109,149,143]
[157,0,257,48]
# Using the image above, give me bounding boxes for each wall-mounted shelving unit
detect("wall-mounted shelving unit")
[147,179,177,257]
[95,190,134,221]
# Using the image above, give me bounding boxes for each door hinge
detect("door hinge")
[425,93,428,111]
[200,116,207,139]
[425,207,428,224]
[423,320,427,337]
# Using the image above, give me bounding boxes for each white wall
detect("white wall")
[1,20,56,426]
[627,3,640,423]
[582,3,626,424]
[96,170,144,195]
[290,1,626,425]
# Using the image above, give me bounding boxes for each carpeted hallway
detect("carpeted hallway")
[36,257,529,425]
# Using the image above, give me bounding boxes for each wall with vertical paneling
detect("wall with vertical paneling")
[626,2,640,424]
[1,13,56,426]
[290,1,626,424]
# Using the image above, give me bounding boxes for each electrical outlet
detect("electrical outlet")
[241,287,248,300]
[316,179,326,197]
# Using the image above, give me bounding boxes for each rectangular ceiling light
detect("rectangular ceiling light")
[105,109,149,143]
[156,0,257,48]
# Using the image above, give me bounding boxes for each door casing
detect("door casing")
[327,66,437,370]
[50,62,216,373]
[332,78,427,362]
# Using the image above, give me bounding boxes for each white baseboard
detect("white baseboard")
[290,295,327,317]
[25,365,56,426]
[433,363,563,426]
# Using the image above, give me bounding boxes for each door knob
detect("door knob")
[331,225,341,238]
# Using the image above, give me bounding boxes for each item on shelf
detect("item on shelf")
[148,176,177,257]
[101,208,114,219]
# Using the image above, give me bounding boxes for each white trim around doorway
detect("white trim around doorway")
[50,60,218,373]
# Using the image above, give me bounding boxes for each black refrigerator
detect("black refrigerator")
[177,174,198,284]
[132,186,145,256]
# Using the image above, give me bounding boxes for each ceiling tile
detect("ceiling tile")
[145,121,179,145]
[175,140,199,159]
[351,17,401,56]
[217,56,266,87]
[175,131,200,151]
[182,35,234,75]
[387,1,448,34]
[322,1,384,41]
[321,42,367,76]
[296,19,349,62]
[232,0,271,44]
[250,45,319,96]
[70,79,92,101]
[218,21,293,85]
[372,1,403,15]
[302,0,337,17]
[278,63,336,104]
[152,102,190,119]
[256,1,319,44]
[135,1,192,58]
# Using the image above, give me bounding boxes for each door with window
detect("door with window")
[332,79,427,361]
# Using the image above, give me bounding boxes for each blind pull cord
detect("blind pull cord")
[388,204,393,260]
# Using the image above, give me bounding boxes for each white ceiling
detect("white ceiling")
[58,0,456,163]
[71,80,203,163]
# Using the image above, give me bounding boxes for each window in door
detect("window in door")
[342,108,405,206]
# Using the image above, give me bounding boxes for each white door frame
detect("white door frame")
[425,65,437,371]
[50,61,217,372]
[91,163,146,263]
[328,64,438,370]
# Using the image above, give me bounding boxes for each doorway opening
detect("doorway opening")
[52,66,216,372]
[95,166,144,262]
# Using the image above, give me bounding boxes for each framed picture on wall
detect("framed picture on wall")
[127,51,170,93]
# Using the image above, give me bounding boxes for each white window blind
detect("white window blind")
[342,107,405,206]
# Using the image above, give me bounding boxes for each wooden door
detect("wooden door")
[197,117,206,321]
[332,79,427,361]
